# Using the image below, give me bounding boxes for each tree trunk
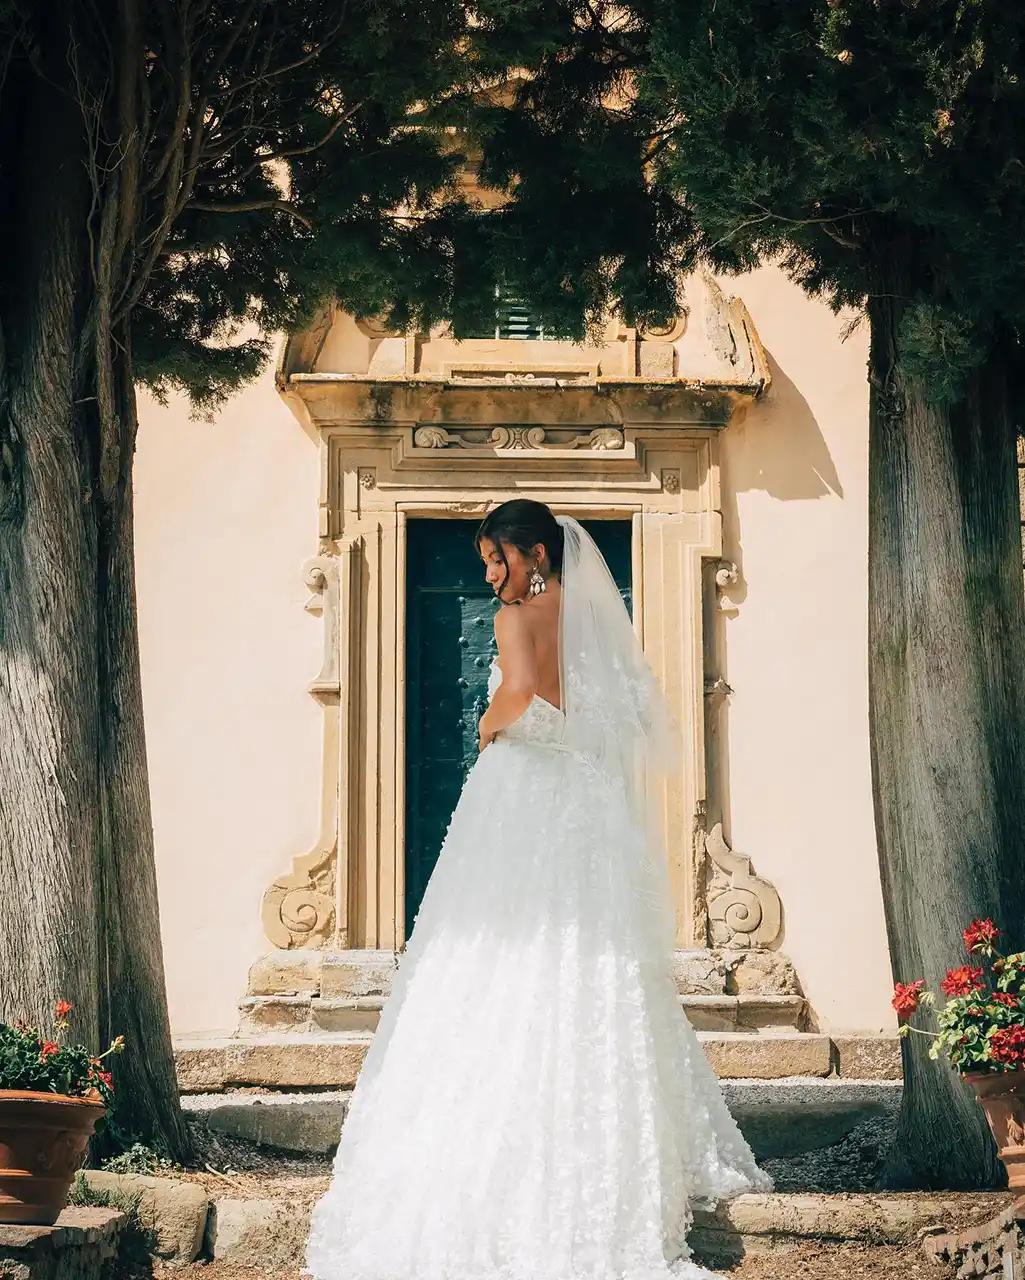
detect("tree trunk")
[95,362,193,1157]
[868,285,1025,1189]
[0,10,193,1161]
[0,37,103,1056]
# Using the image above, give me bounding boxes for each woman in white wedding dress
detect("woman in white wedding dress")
[306,500,770,1280]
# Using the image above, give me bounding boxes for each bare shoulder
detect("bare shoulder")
[494,602,530,640]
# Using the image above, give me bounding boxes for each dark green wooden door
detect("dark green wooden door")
[404,518,632,936]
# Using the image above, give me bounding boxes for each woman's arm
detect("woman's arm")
[478,605,537,750]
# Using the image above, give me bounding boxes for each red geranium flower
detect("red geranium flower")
[991,992,1020,1008]
[39,1041,59,1058]
[941,965,986,997]
[963,919,1002,954]
[54,1001,73,1020]
[892,979,925,1020]
[990,1026,1025,1066]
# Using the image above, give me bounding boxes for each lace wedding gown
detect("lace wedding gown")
[307,646,770,1280]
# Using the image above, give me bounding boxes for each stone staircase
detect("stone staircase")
[173,948,901,1093]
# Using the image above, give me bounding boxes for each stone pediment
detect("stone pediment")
[278,273,770,412]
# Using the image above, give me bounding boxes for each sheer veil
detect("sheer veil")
[557,515,680,788]
[556,516,683,955]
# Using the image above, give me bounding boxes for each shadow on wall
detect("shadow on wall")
[705,349,847,953]
[729,351,844,501]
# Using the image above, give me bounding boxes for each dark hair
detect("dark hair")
[474,499,565,589]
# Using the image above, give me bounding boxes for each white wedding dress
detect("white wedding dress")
[306,519,770,1280]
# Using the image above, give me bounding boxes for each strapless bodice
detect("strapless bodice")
[487,661,567,748]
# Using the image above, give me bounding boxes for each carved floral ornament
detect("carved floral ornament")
[412,424,625,452]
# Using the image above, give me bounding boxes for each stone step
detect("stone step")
[176,1034,372,1093]
[236,991,808,1037]
[175,1030,900,1094]
[181,1078,902,1159]
[246,947,805,1002]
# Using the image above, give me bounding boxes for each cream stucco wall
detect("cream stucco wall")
[134,365,322,1037]
[134,265,895,1039]
[718,268,893,1033]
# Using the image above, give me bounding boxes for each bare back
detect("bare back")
[494,581,563,711]
[518,584,563,710]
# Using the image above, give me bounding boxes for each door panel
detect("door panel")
[404,518,632,936]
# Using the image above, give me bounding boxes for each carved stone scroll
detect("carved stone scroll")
[705,823,783,949]
[413,423,624,453]
[414,425,463,449]
[572,426,625,451]
[489,425,547,449]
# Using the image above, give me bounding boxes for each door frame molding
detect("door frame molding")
[261,373,759,953]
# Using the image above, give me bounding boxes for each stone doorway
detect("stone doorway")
[403,518,632,934]
[214,296,846,1092]
[259,283,784,960]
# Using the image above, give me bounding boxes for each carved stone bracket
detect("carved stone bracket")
[304,557,340,698]
[261,556,341,949]
[714,560,741,614]
[705,823,783,949]
[703,675,733,703]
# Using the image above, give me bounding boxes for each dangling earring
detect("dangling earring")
[528,563,547,597]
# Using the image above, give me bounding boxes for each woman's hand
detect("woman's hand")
[478,713,497,753]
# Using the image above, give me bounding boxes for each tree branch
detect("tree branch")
[820,223,863,251]
[208,13,346,98]
[187,197,313,226]
[206,101,360,188]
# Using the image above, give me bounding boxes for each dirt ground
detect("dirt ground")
[145,1121,1002,1279]
[154,1240,955,1280]
[718,1240,953,1278]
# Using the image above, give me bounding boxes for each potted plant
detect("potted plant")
[893,919,1025,1190]
[0,1002,124,1224]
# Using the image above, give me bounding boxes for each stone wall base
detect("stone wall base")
[924,1195,1025,1279]
[0,1208,123,1280]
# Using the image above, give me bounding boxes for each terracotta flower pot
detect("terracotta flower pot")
[0,1090,105,1225]
[964,1069,1025,1192]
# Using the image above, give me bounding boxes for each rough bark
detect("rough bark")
[94,356,192,1157]
[0,3,103,1052]
[868,279,1025,1188]
[0,6,192,1160]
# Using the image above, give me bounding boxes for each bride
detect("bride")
[306,500,770,1280]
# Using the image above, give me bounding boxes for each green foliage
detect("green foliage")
[8,1,1022,410]
[0,1003,123,1104]
[100,1142,177,1177]
[68,1173,158,1280]
[895,923,1025,1074]
[0,0,476,411]
[456,0,1025,399]
[897,301,988,406]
